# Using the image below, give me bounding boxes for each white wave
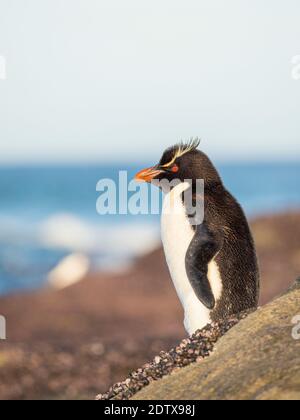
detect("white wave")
[38,212,160,259]
[39,213,97,252]
[0,212,161,281]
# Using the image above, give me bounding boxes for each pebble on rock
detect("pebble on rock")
[96,309,254,401]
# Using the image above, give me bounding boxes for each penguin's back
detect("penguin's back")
[205,188,260,321]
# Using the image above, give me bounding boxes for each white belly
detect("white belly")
[161,182,222,336]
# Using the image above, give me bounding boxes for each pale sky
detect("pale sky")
[0,0,299,164]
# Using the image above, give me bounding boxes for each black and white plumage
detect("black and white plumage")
[135,140,260,335]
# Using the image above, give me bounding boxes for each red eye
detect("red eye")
[171,164,179,173]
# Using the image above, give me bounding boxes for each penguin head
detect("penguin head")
[135,139,221,186]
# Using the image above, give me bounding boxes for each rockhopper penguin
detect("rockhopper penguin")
[135,139,260,335]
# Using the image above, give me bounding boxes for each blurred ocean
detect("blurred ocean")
[0,162,299,295]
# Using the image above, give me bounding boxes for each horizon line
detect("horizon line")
[0,158,299,169]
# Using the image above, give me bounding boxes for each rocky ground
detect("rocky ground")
[0,336,178,400]
[133,279,300,400]
[96,310,253,400]
[0,211,299,400]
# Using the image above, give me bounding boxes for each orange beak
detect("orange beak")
[135,166,163,183]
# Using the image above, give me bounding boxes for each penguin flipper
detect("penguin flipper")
[185,222,222,310]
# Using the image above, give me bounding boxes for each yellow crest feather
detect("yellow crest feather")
[162,137,201,168]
